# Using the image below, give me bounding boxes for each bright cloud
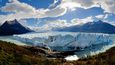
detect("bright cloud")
[0,0,67,24]
[101,0,115,14]
[95,15,105,19]
[61,0,99,9]
[49,0,60,8]
[71,16,93,25]
[0,0,115,26]
[30,16,94,31]
[45,20,68,27]
[1,0,36,13]
[45,6,67,17]
[95,14,110,20]
[45,16,94,28]
[61,0,115,14]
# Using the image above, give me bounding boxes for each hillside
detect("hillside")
[0,40,115,65]
[0,40,60,65]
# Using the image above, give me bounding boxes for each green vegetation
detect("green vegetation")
[0,40,115,65]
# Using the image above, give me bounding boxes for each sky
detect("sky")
[0,0,115,31]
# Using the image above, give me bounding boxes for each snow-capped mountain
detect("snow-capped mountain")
[13,32,113,51]
[0,19,33,35]
[54,20,115,34]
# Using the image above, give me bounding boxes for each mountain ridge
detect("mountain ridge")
[0,19,33,35]
[54,20,115,34]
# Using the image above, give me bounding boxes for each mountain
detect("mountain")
[0,19,33,35]
[55,20,115,34]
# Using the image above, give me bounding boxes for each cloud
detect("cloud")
[0,0,114,26]
[71,16,93,25]
[18,19,28,26]
[29,20,68,32]
[45,16,93,28]
[1,0,36,13]
[100,0,115,14]
[45,19,68,27]
[95,14,110,20]
[46,16,93,27]
[0,0,67,24]
[61,0,99,9]
[61,0,115,14]
[30,16,94,32]
[95,15,105,19]
[9,0,18,2]
[45,6,67,17]
[49,0,60,9]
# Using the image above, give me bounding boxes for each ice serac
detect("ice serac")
[13,32,113,51]
[47,33,113,51]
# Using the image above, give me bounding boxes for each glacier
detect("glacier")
[13,32,113,51]
[0,32,115,60]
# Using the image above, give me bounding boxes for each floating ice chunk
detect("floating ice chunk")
[65,55,79,61]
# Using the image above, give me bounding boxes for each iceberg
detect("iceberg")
[65,55,79,61]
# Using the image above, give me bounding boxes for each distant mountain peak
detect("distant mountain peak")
[55,20,115,34]
[4,19,19,25]
[94,20,104,24]
[97,20,103,22]
[93,20,103,23]
[0,19,33,36]
[87,20,103,24]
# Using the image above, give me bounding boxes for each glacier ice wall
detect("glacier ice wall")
[13,32,113,51]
